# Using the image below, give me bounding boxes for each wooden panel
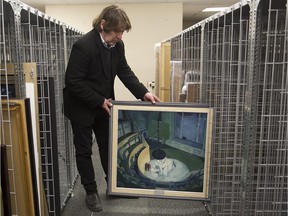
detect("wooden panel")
[1,63,48,215]
[170,61,183,102]
[187,83,200,103]
[2,100,35,216]
[154,43,160,97]
[0,63,14,75]
[23,63,46,216]
[157,42,171,102]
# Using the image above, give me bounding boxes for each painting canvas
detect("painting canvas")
[108,101,214,200]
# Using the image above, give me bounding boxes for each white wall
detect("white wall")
[46,3,182,100]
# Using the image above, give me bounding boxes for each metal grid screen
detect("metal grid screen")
[182,25,202,102]
[1,0,83,215]
[203,4,250,215]
[170,34,183,102]
[0,0,17,215]
[247,0,288,214]
[166,0,287,215]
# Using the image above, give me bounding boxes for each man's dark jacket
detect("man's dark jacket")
[63,29,148,126]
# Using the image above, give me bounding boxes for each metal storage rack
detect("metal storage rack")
[164,0,287,215]
[0,0,15,214]
[1,0,82,215]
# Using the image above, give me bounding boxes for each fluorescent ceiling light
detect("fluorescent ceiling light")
[202,7,228,12]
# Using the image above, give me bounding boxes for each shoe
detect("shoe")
[86,193,103,212]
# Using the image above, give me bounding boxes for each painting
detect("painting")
[107,101,214,200]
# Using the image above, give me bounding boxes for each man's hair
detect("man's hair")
[92,4,131,33]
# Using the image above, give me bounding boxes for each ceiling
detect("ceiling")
[20,0,240,27]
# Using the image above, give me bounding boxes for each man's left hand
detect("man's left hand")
[143,92,160,104]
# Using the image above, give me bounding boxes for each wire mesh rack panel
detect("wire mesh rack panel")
[64,27,83,180]
[20,8,62,215]
[243,0,288,215]
[62,27,82,206]
[182,25,202,103]
[1,0,17,215]
[169,34,183,102]
[1,0,83,215]
[170,34,182,62]
[1,2,29,215]
[161,0,287,215]
[202,2,251,215]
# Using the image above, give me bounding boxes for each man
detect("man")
[63,4,159,212]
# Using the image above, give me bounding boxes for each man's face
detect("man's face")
[101,30,124,46]
[100,19,124,46]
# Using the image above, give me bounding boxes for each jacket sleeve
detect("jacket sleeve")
[116,41,148,100]
[65,42,105,109]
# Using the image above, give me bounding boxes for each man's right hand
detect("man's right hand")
[102,98,113,116]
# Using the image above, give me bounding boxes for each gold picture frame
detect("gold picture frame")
[108,101,214,200]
